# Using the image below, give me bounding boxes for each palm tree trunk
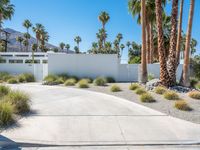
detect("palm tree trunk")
[0,13,2,40]
[167,0,179,86]
[140,0,148,83]
[149,23,154,63]
[181,0,195,87]
[155,0,170,87]
[146,22,151,64]
[176,0,184,67]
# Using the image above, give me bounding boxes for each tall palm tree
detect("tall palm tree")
[40,31,49,52]
[0,0,14,36]
[140,0,148,83]
[23,33,31,52]
[31,44,38,63]
[126,41,131,50]
[98,11,110,45]
[167,0,179,85]
[155,0,170,86]
[23,19,32,33]
[176,0,184,66]
[120,44,125,57]
[65,44,70,53]
[32,23,45,51]
[59,42,65,51]
[16,36,23,51]
[116,33,123,42]
[74,36,82,50]
[182,0,195,87]
[74,46,79,54]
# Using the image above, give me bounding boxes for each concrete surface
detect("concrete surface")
[0,83,200,150]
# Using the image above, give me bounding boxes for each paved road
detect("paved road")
[1,83,200,150]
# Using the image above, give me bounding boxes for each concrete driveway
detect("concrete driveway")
[1,83,200,150]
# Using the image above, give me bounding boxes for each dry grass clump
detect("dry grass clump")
[188,91,200,100]
[129,83,140,91]
[0,85,10,97]
[154,86,167,95]
[0,101,14,126]
[110,85,121,92]
[163,90,179,100]
[140,93,156,103]
[135,88,147,95]
[64,78,77,86]
[78,79,89,88]
[93,77,107,86]
[174,100,192,111]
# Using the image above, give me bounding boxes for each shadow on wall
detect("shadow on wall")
[0,135,21,149]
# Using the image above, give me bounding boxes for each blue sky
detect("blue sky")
[4,0,200,61]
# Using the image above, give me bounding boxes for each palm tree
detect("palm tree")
[167,0,179,85]
[126,41,131,50]
[74,36,82,50]
[65,44,70,53]
[74,46,79,54]
[59,42,65,51]
[16,36,23,51]
[98,11,110,45]
[23,33,31,52]
[22,39,28,51]
[23,19,32,33]
[0,0,14,36]
[31,44,38,63]
[40,31,49,52]
[182,0,195,87]
[176,0,184,66]
[32,23,45,51]
[155,0,170,86]
[120,44,125,57]
[116,33,123,42]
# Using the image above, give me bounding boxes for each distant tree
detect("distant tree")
[126,41,131,50]
[16,36,24,51]
[65,44,70,53]
[23,19,32,33]
[32,23,45,51]
[120,44,125,57]
[74,36,82,51]
[74,46,79,54]
[23,33,31,52]
[59,42,65,51]
[31,44,38,63]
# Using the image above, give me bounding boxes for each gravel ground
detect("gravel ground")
[70,82,200,124]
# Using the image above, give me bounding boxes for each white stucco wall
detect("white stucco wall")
[48,53,119,79]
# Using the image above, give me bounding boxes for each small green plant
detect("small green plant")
[0,72,13,82]
[140,93,155,103]
[0,101,14,126]
[129,83,140,91]
[56,77,65,84]
[174,100,192,111]
[58,73,69,81]
[0,85,10,97]
[7,78,18,84]
[78,79,89,88]
[195,83,200,90]
[18,75,26,83]
[43,74,60,85]
[64,78,77,86]
[21,73,35,82]
[163,91,179,100]
[135,88,147,95]
[81,78,93,83]
[190,78,198,88]
[93,77,107,86]
[110,85,121,92]
[188,91,200,100]
[105,77,115,83]
[148,74,155,81]
[154,86,167,95]
[5,90,30,114]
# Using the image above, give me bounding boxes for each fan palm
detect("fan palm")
[23,19,32,33]
[16,36,23,51]
[65,44,70,53]
[98,11,110,30]
[59,42,65,51]
[74,36,82,51]
[31,44,38,63]
[23,33,31,52]
[32,24,45,51]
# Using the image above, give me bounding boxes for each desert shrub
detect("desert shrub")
[0,85,10,97]
[188,91,200,100]
[135,88,147,95]
[110,85,121,92]
[5,90,30,114]
[154,86,167,95]
[81,78,93,83]
[105,77,115,83]
[43,74,60,85]
[64,78,77,86]
[57,73,69,81]
[163,91,179,100]
[0,72,13,82]
[18,75,26,83]
[69,76,79,81]
[7,78,18,84]
[0,101,14,126]
[148,74,155,81]
[129,83,140,91]
[190,78,198,88]
[21,73,35,82]
[140,93,155,103]
[93,77,107,86]
[174,100,192,111]
[55,77,65,84]
[78,79,89,88]
[195,83,200,90]
[191,56,200,79]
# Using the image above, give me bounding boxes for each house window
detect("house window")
[25,59,40,64]
[9,59,23,64]
[0,59,6,63]
[42,60,48,64]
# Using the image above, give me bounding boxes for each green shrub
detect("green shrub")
[195,83,200,90]
[43,75,60,85]
[18,75,26,83]
[105,77,115,83]
[140,93,155,103]
[0,101,14,126]
[69,76,79,81]
[64,78,77,86]
[129,83,140,91]
[57,73,69,81]
[7,78,18,84]
[154,86,167,95]
[0,72,13,82]
[188,91,200,100]
[78,79,89,88]
[93,77,107,86]
[0,85,10,97]
[163,91,179,100]
[110,85,121,92]
[174,100,192,111]
[81,78,93,83]
[190,78,198,88]
[21,73,35,82]
[55,77,65,84]
[5,90,30,114]
[148,74,155,81]
[135,88,147,95]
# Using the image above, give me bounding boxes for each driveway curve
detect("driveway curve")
[1,83,200,148]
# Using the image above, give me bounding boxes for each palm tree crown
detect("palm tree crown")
[98,11,110,29]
